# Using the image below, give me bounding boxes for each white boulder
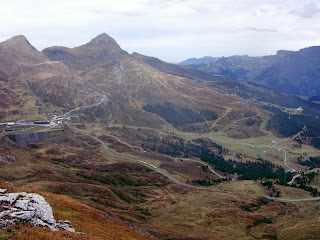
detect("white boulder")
[0,188,75,232]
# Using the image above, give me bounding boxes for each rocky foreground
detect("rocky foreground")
[0,188,75,232]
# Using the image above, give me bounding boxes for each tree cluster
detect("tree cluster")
[141,136,227,158]
[143,102,218,126]
[192,177,230,186]
[265,106,320,149]
[201,153,294,184]
[298,156,320,170]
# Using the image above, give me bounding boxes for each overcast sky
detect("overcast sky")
[1,0,320,62]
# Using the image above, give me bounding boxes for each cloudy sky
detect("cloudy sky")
[1,0,320,62]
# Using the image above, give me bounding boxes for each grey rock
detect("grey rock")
[9,211,34,221]
[6,155,16,161]
[0,191,75,232]
[0,219,13,227]
[0,188,7,195]
[57,220,75,232]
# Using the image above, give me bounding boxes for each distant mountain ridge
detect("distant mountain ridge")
[191,47,320,96]
[132,52,232,82]
[178,56,220,65]
[178,55,249,66]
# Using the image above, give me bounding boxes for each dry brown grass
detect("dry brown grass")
[0,225,95,240]
[139,184,320,240]
[0,179,152,240]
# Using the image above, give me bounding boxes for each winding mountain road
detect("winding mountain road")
[70,126,111,153]
[265,141,297,173]
[288,174,301,185]
[281,148,297,172]
[71,125,320,202]
[63,95,107,117]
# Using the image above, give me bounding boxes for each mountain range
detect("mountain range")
[190,47,320,96]
[178,56,220,65]
[0,33,245,130]
[177,55,249,66]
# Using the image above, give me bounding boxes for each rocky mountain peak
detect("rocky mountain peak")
[84,33,123,51]
[0,35,48,65]
[8,35,29,43]
[43,33,128,70]
[1,35,36,51]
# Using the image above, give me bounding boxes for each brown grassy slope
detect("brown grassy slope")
[138,184,320,240]
[0,34,243,131]
[42,33,268,133]
[1,128,320,240]
[0,127,171,223]
[1,34,276,147]
[1,225,93,240]
[0,179,153,240]
[0,35,104,121]
[0,36,48,121]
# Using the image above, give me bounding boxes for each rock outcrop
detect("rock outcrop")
[0,188,75,232]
